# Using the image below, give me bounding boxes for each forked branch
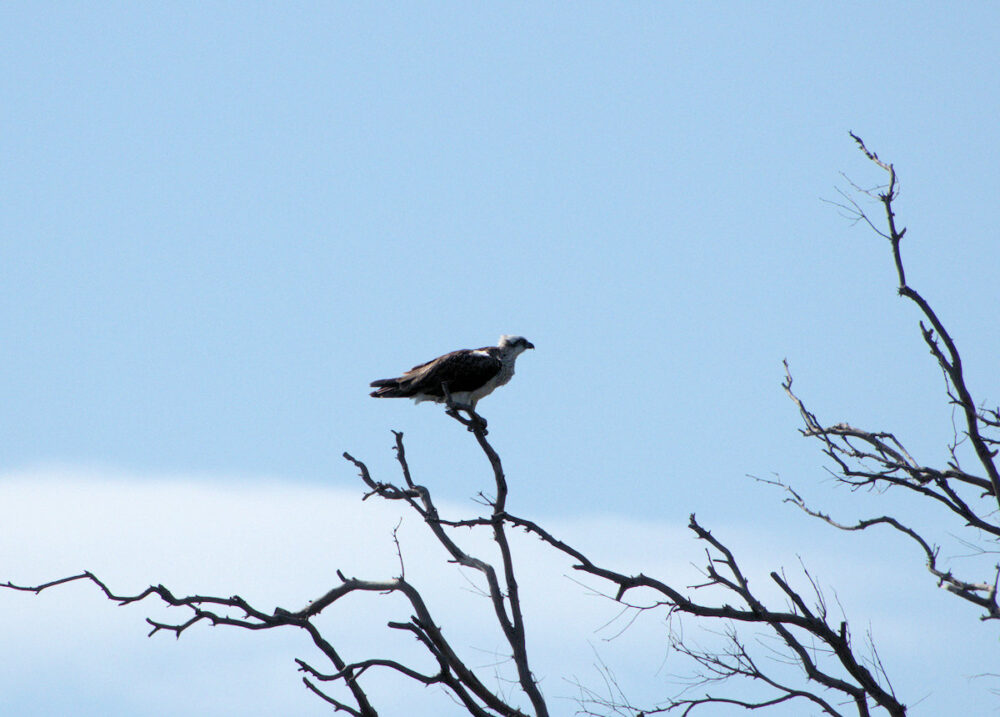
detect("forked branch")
[847,132,1000,509]
[778,136,1000,621]
[499,511,905,716]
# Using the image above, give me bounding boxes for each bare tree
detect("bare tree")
[6,423,551,717]
[4,136,986,716]
[3,405,907,716]
[773,133,1000,621]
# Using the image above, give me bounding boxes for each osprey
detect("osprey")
[370,335,534,410]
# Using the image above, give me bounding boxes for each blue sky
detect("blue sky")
[3,3,1000,715]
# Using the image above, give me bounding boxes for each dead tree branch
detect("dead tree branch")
[777,135,1000,620]
[493,510,905,716]
[847,132,1000,509]
[4,411,548,717]
[345,415,547,717]
[761,475,1000,620]
[4,410,909,716]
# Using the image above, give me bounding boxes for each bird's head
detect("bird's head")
[498,335,535,355]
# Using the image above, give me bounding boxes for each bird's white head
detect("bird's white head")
[498,335,535,356]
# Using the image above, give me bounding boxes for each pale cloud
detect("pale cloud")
[2,467,672,716]
[0,467,995,716]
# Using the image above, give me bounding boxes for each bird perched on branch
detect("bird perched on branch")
[370,335,534,411]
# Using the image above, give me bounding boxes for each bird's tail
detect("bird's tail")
[369,378,406,398]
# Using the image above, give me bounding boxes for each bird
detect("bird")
[370,335,534,412]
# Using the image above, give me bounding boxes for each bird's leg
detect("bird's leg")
[441,383,488,434]
[441,381,473,411]
[441,381,457,413]
[441,383,465,421]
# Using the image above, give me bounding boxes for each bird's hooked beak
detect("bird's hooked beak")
[525,340,535,350]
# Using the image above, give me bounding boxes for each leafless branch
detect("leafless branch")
[3,413,549,717]
[782,362,998,529]
[757,475,1000,620]
[846,132,1000,509]
[777,135,1000,625]
[498,510,905,716]
[3,411,912,716]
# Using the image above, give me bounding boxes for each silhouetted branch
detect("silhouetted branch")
[3,571,381,715]
[759,474,1000,620]
[778,136,1000,623]
[344,415,547,716]
[845,133,1000,509]
[497,510,905,716]
[3,409,912,716]
[4,406,554,717]
[782,363,998,529]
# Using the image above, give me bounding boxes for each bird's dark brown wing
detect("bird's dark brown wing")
[408,349,500,395]
[370,348,501,399]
